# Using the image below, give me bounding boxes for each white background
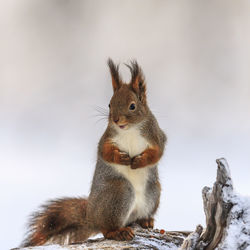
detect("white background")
[1,1,250,249]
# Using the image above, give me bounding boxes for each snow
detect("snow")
[217,192,250,249]
[21,245,68,250]
[20,237,178,250]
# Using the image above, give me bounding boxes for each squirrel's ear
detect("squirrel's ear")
[126,60,147,104]
[107,58,121,92]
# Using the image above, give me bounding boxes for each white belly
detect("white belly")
[110,126,154,224]
[113,165,154,225]
[112,125,149,158]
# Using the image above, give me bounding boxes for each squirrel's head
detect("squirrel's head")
[107,58,149,130]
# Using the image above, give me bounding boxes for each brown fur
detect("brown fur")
[102,140,131,165]
[21,59,166,247]
[102,227,135,241]
[131,145,161,169]
[108,58,121,92]
[23,198,88,246]
[126,60,147,104]
[136,218,154,229]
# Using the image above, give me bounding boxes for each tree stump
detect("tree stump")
[181,158,250,250]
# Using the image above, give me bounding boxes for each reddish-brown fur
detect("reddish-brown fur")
[102,227,135,241]
[102,140,131,165]
[29,232,47,246]
[102,141,162,170]
[136,218,154,229]
[131,145,161,169]
[23,198,88,247]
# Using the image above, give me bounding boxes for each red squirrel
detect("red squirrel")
[22,59,167,246]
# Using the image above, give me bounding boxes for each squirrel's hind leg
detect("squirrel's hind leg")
[102,227,135,241]
[88,176,135,241]
[136,217,154,229]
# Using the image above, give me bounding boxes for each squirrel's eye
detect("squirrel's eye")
[108,104,111,108]
[129,103,136,111]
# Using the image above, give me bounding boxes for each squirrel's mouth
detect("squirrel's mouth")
[118,124,128,129]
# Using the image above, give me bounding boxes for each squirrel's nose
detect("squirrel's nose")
[113,117,119,123]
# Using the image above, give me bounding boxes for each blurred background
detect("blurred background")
[1,0,250,249]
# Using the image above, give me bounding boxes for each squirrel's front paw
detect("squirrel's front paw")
[115,151,131,165]
[131,155,147,169]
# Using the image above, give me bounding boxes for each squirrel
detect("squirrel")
[21,59,167,247]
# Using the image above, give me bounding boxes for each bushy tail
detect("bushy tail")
[22,197,91,247]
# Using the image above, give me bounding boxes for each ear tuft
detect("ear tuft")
[126,60,147,103]
[107,58,121,92]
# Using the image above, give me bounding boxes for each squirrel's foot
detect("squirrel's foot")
[102,227,135,241]
[136,218,154,229]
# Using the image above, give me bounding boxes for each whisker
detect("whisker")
[89,114,109,118]
[94,117,109,125]
[94,105,109,114]
[89,105,109,124]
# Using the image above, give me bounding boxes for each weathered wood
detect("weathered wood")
[181,158,250,250]
[180,225,203,249]
[15,226,189,249]
[200,158,233,249]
